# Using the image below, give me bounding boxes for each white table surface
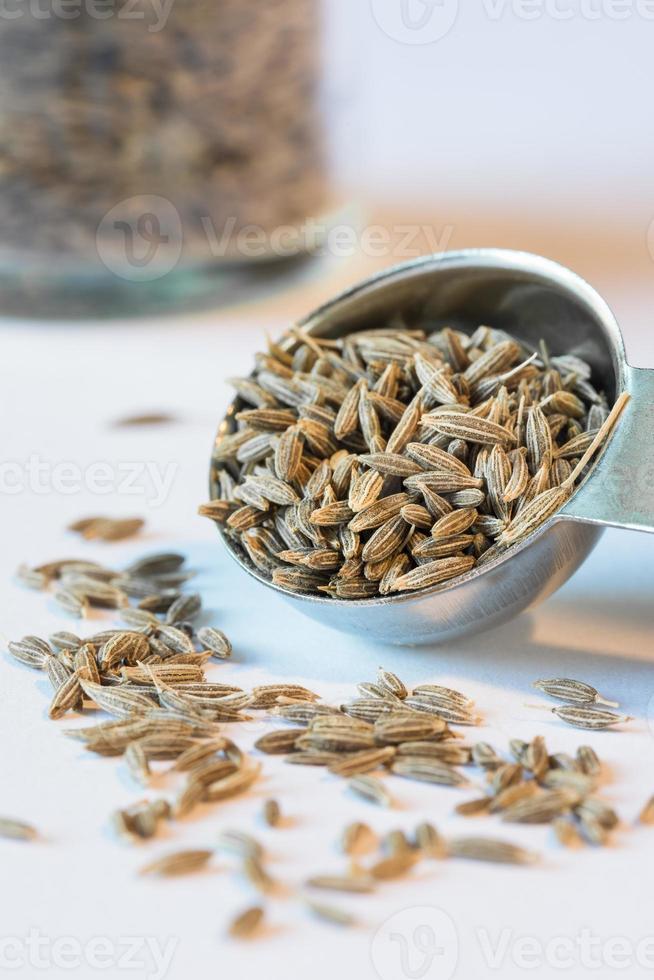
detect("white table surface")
[1,266,654,980]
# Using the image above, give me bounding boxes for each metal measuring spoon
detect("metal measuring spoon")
[211,249,653,645]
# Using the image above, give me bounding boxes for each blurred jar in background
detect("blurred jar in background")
[0,0,334,315]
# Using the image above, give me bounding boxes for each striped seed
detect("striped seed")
[385,395,423,454]
[403,697,479,725]
[575,797,619,830]
[48,671,83,719]
[306,873,374,893]
[296,731,376,753]
[285,751,343,767]
[262,799,281,827]
[7,636,52,669]
[472,742,503,770]
[171,738,229,772]
[377,667,408,700]
[165,593,202,625]
[501,789,578,824]
[400,504,433,529]
[99,632,149,669]
[552,817,584,847]
[447,836,538,865]
[638,796,654,825]
[340,822,373,855]
[347,775,392,807]
[503,448,529,503]
[499,485,572,546]
[390,556,475,593]
[390,757,468,786]
[526,405,553,472]
[490,763,524,794]
[415,821,445,857]
[412,535,475,559]
[228,906,264,939]
[576,745,601,777]
[405,442,472,476]
[250,684,319,709]
[16,564,49,590]
[361,515,411,564]
[455,797,492,816]
[54,589,89,617]
[156,625,195,655]
[254,729,307,754]
[397,742,471,765]
[328,746,396,777]
[202,764,261,802]
[540,769,596,795]
[305,901,357,927]
[0,817,38,841]
[139,849,213,876]
[420,412,516,446]
[489,782,539,813]
[359,453,423,478]
[217,830,263,860]
[550,706,632,730]
[123,741,150,785]
[369,852,416,880]
[533,678,619,708]
[49,631,82,651]
[374,714,447,744]
[348,494,410,533]
[431,508,478,539]
[77,678,154,718]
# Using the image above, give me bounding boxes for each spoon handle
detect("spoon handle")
[562,364,654,534]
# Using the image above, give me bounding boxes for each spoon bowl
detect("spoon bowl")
[210,249,654,644]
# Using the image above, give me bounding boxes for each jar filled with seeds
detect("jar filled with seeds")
[0,0,333,315]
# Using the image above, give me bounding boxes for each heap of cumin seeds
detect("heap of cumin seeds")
[7,551,264,835]
[202,323,626,599]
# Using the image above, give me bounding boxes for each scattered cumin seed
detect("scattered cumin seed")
[391,757,468,787]
[305,900,357,927]
[113,412,177,427]
[0,817,38,841]
[552,817,584,847]
[217,830,263,860]
[347,775,392,807]
[414,821,445,857]
[447,836,538,865]
[550,706,632,730]
[638,796,654,825]
[197,627,233,659]
[456,797,492,817]
[501,789,578,824]
[16,565,49,590]
[576,745,601,777]
[67,517,145,542]
[262,799,281,827]
[340,822,373,855]
[369,851,416,880]
[228,906,264,939]
[139,849,213,876]
[533,678,619,708]
[242,856,275,893]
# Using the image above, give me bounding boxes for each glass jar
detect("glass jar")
[0,0,333,315]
